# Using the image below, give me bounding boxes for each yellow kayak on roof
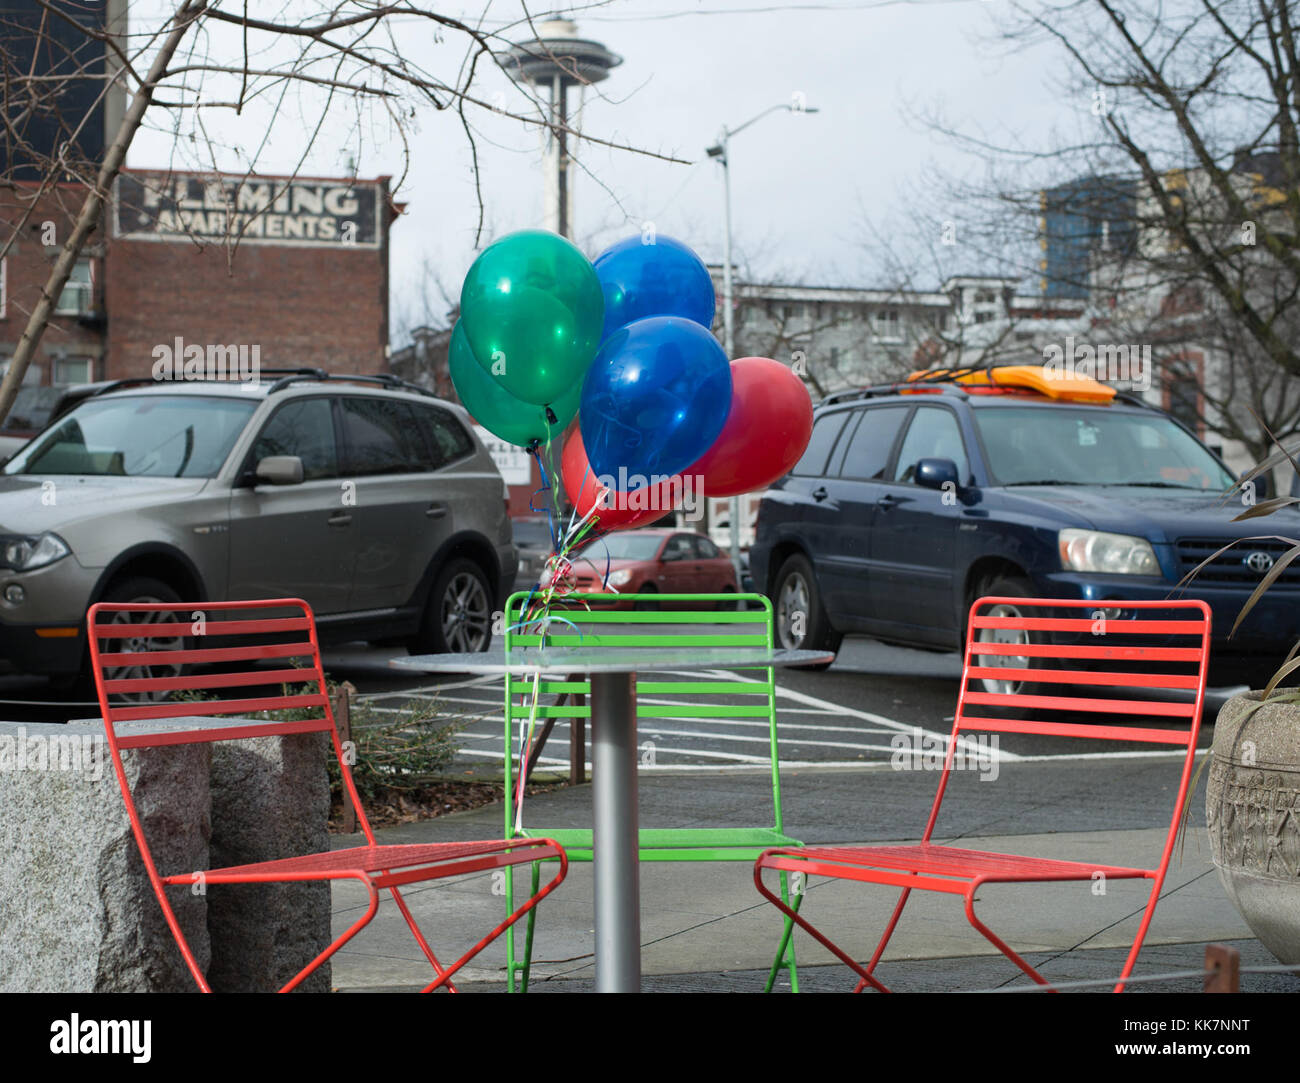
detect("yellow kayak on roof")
[905,365,1117,404]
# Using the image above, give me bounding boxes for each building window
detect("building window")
[55,357,93,384]
[873,309,901,339]
[54,258,93,316]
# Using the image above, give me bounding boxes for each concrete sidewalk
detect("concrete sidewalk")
[328,760,1300,993]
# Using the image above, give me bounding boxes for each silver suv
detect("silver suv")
[0,371,516,684]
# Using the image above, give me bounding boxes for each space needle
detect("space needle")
[504,20,622,240]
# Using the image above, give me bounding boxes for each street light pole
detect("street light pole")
[718,129,739,574]
[708,103,819,578]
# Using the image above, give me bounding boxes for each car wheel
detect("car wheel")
[633,584,659,612]
[968,575,1047,699]
[409,558,493,655]
[93,577,186,704]
[773,553,841,668]
[716,584,739,612]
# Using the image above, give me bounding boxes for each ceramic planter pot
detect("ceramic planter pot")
[1206,692,1300,965]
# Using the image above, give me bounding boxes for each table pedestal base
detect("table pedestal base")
[590,671,640,993]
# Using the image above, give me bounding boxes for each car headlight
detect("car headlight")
[1058,529,1159,575]
[608,568,633,587]
[1,532,71,572]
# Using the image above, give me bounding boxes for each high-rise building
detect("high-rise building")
[1039,176,1137,299]
[0,0,127,179]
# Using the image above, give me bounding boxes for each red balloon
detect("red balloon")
[560,429,679,531]
[686,357,813,497]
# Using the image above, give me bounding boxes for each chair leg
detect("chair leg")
[505,863,519,993]
[764,870,801,993]
[388,883,460,993]
[963,884,1055,990]
[153,883,216,992]
[852,884,914,993]
[1113,878,1164,993]
[520,860,542,993]
[754,860,891,993]
[420,855,568,993]
[279,875,382,993]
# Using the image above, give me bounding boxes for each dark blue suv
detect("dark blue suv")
[750,376,1300,686]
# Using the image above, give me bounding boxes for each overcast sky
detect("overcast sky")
[127,0,1075,338]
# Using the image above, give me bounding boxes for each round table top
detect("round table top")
[392,646,834,676]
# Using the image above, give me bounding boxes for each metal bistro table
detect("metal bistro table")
[392,645,832,993]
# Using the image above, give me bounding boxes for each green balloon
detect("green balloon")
[459,229,604,405]
[449,322,580,448]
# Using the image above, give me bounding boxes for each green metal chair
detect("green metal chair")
[501,591,803,992]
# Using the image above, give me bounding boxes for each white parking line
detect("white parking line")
[359,668,1183,771]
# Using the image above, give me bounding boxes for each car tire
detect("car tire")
[773,553,841,669]
[633,584,659,612]
[91,576,188,704]
[967,575,1049,701]
[408,558,493,655]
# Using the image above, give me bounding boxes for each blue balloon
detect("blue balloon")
[580,316,732,487]
[593,234,716,341]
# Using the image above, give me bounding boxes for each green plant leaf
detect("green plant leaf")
[1232,497,1300,521]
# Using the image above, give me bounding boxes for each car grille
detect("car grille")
[1175,537,1300,587]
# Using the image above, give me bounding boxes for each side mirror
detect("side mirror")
[915,457,960,491]
[255,455,304,486]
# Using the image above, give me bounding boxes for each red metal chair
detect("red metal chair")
[88,597,567,993]
[754,596,1211,993]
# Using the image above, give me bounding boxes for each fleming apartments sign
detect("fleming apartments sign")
[114,172,381,248]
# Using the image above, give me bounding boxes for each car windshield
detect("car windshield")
[972,405,1236,490]
[3,395,258,478]
[581,532,664,560]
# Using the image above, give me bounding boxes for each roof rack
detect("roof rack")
[819,382,968,407]
[263,371,437,397]
[75,369,437,400]
[84,368,330,401]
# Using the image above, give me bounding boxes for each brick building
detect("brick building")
[105,169,397,379]
[0,168,398,395]
[0,183,105,390]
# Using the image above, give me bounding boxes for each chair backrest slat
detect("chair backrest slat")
[960,717,1193,745]
[115,717,332,749]
[970,641,1203,662]
[969,614,1204,636]
[508,632,765,647]
[102,666,319,696]
[111,692,330,723]
[90,615,313,638]
[964,665,1202,691]
[96,640,317,668]
[962,690,1198,718]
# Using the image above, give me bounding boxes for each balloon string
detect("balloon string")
[514,666,542,833]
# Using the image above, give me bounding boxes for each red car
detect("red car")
[568,528,738,608]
